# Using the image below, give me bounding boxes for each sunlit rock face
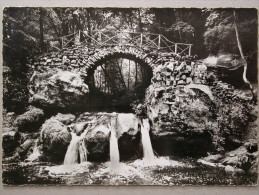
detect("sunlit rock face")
[28,68,89,109]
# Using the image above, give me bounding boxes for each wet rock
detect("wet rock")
[116,113,139,137]
[244,139,258,153]
[248,159,258,174]
[221,144,257,172]
[2,111,16,132]
[203,54,243,70]
[53,113,76,125]
[74,113,112,161]
[84,125,110,162]
[116,113,141,160]
[201,154,223,163]
[146,81,216,156]
[28,68,89,108]
[73,122,88,135]
[203,55,217,67]
[2,131,20,157]
[197,159,224,168]
[14,106,44,132]
[225,165,245,174]
[17,139,35,158]
[225,165,235,173]
[75,112,141,161]
[40,116,72,162]
[217,53,243,70]
[225,135,242,150]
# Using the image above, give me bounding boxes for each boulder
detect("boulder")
[84,124,110,162]
[221,144,258,173]
[40,116,72,162]
[203,54,244,70]
[14,106,44,132]
[2,131,20,157]
[145,82,216,156]
[201,154,223,163]
[2,111,16,132]
[116,113,139,137]
[216,53,243,70]
[116,113,141,160]
[53,113,76,125]
[28,68,89,108]
[17,139,36,158]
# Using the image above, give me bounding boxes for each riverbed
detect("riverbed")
[2,156,257,186]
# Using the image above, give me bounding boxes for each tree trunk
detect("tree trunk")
[39,8,44,52]
[138,9,143,33]
[233,10,256,101]
[86,8,91,44]
[115,59,127,89]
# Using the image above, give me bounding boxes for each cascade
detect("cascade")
[64,131,88,165]
[79,138,88,163]
[141,118,155,162]
[109,117,120,167]
[64,132,81,165]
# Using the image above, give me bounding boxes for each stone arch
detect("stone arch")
[80,46,157,76]
[80,46,156,112]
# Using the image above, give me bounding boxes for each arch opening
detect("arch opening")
[85,53,153,112]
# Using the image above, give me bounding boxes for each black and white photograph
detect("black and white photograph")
[2,7,258,186]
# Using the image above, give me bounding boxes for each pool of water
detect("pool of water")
[2,156,257,186]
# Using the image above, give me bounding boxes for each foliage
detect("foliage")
[203,9,257,56]
[14,106,45,132]
[2,7,257,113]
[3,71,29,114]
[208,72,253,151]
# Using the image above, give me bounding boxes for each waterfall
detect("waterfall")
[64,132,88,165]
[109,118,120,167]
[79,139,87,163]
[141,118,155,161]
[64,132,81,165]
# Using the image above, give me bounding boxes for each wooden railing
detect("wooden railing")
[45,30,193,56]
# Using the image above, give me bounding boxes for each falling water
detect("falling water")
[64,132,81,165]
[64,131,88,165]
[109,118,120,167]
[79,139,88,163]
[141,118,155,162]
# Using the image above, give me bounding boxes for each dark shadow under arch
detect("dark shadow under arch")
[84,52,153,112]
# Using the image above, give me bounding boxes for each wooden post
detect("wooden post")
[140,33,143,47]
[61,37,64,49]
[158,34,161,49]
[189,45,192,56]
[175,43,178,54]
[99,31,102,43]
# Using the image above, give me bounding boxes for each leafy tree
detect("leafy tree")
[203,8,257,98]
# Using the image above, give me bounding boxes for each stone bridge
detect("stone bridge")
[27,30,208,111]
